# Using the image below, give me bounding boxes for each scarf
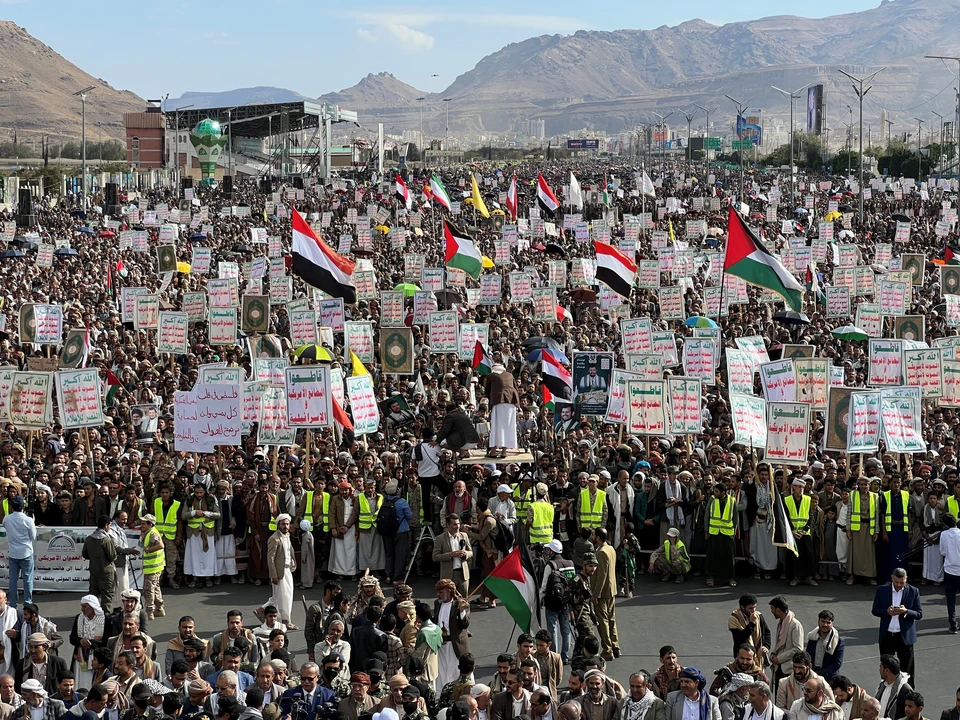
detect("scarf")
[620,690,655,720]
[775,611,796,655]
[805,627,839,669]
[665,479,684,526]
[417,621,443,654]
[191,497,212,551]
[677,668,709,720]
[728,610,764,656]
[802,697,842,719]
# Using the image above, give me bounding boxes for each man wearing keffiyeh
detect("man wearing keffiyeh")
[665,668,720,720]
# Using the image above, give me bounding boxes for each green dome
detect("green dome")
[193,118,222,137]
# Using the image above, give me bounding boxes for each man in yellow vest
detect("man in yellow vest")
[846,476,879,585]
[648,527,691,582]
[526,483,555,546]
[785,478,818,587]
[947,482,960,521]
[357,478,386,575]
[296,481,317,590]
[577,475,607,534]
[880,476,911,579]
[139,514,166,621]
[706,482,737,587]
[153,483,182,589]
[312,477,338,577]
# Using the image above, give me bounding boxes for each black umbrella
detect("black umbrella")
[434,289,463,306]
[569,287,597,303]
[522,336,563,351]
[544,242,567,257]
[230,243,254,254]
[54,247,79,256]
[69,209,86,219]
[891,213,911,223]
[838,204,854,213]
[773,310,811,325]
[0,249,25,259]
[13,239,37,250]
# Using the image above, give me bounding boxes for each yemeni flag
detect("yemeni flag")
[395,173,412,210]
[105,370,122,407]
[292,208,357,303]
[770,486,799,557]
[946,244,960,265]
[723,205,803,312]
[506,175,518,220]
[541,385,555,412]
[536,173,560,215]
[81,326,91,369]
[444,219,483,279]
[472,341,492,376]
[430,174,452,210]
[484,544,539,632]
[594,240,637,298]
[601,174,611,208]
[556,305,571,323]
[541,349,572,398]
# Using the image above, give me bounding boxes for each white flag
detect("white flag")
[569,172,584,210]
[641,170,656,198]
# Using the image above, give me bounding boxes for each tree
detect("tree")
[831,151,862,176]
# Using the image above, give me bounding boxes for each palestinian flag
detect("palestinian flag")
[723,205,803,312]
[444,219,483,279]
[506,175,518,220]
[291,208,357,303]
[116,258,128,278]
[430,174,452,210]
[594,241,637,299]
[472,341,492,376]
[541,385,555,412]
[332,394,354,433]
[484,544,539,632]
[946,244,960,265]
[105,369,122,407]
[770,486,799,557]
[536,173,560,215]
[541,349,572,398]
[395,173,412,210]
[805,262,825,304]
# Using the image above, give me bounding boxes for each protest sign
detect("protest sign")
[682,338,716,380]
[729,393,767,448]
[759,359,796,402]
[346,374,380,435]
[284,366,332,427]
[879,395,925,453]
[667,376,703,435]
[626,380,667,435]
[55,369,103,429]
[847,391,881,453]
[157,312,189,355]
[764,402,810,465]
[868,339,903,385]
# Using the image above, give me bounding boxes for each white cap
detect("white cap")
[546,540,563,554]
[497,484,512,494]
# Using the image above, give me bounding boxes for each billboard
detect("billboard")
[737,109,763,147]
[567,139,600,150]
[807,85,825,135]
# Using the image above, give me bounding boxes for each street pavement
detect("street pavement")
[31,573,960,709]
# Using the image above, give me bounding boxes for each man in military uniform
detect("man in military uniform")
[400,685,431,720]
[569,552,599,660]
[438,653,477,709]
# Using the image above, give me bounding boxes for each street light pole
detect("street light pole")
[442,98,452,167]
[415,97,425,167]
[694,104,710,177]
[772,84,810,205]
[678,109,695,165]
[838,67,884,224]
[725,94,749,204]
[933,111,945,169]
[171,104,194,187]
[926,55,960,168]
[651,111,673,176]
[72,85,96,203]
[914,117,924,181]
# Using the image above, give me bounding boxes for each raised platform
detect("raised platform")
[455,448,536,465]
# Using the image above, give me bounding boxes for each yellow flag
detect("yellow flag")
[471,175,490,218]
[351,351,369,376]
[668,219,675,244]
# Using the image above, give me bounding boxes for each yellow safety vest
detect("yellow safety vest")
[579,489,606,529]
[187,511,214,531]
[321,492,331,533]
[664,539,687,564]
[785,495,811,532]
[948,496,960,519]
[154,499,181,540]
[708,496,734,536]
[302,492,315,532]
[142,528,166,576]
[850,492,877,534]
[529,502,555,544]
[358,493,382,530]
[883,490,910,532]
[512,485,533,513]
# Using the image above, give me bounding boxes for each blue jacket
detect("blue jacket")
[804,635,845,678]
[871,582,922,645]
[387,494,413,533]
[279,685,336,720]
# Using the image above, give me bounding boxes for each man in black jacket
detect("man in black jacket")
[16,633,68,694]
[436,405,480,459]
[348,607,386,675]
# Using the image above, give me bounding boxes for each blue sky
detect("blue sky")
[4,0,882,99]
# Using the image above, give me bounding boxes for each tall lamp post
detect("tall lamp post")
[415,97,425,167]
[914,117,925,181]
[72,85,96,202]
[172,104,194,187]
[678,109,695,164]
[725,94,749,203]
[772,84,809,205]
[442,97,452,166]
[926,55,960,168]
[651,111,673,175]
[694,103,710,176]
[933,110,945,170]
[838,67,884,224]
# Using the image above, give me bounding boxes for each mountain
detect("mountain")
[162,86,312,112]
[324,0,960,139]
[0,21,145,141]
[320,72,429,114]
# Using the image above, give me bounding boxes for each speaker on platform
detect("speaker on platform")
[181,178,193,190]
[104,182,122,217]
[223,175,233,197]
[293,177,304,190]
[16,188,36,229]
[259,177,272,194]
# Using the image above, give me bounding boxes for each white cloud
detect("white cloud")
[355,27,377,43]
[332,8,589,35]
[383,22,434,52]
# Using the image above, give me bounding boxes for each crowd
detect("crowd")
[0,154,958,720]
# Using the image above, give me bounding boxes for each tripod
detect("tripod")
[402,524,436,585]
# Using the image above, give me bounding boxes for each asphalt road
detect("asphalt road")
[31,573,960,709]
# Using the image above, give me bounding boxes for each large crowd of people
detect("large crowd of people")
[0,155,958,720]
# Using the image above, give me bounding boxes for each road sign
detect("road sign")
[705,137,722,149]
[732,140,752,150]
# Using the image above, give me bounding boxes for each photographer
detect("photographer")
[279,663,334,720]
[2,495,36,608]
[539,540,574,665]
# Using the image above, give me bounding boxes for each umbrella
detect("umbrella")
[773,310,811,325]
[569,287,597,303]
[69,209,86,219]
[177,261,192,274]
[891,213,911,223]
[526,348,570,364]
[293,344,334,362]
[750,212,764,220]
[54,247,78,256]
[0,249,24,258]
[78,226,95,235]
[522,336,563,351]
[707,227,724,237]
[12,239,36,249]
[838,229,855,239]
[230,243,253,254]
[683,316,718,328]
[794,208,808,215]
[831,325,869,341]
[544,242,566,257]
[838,204,854,213]
[189,232,206,241]
[823,211,842,222]
[435,289,463,305]
[394,283,420,297]
[375,225,390,234]
[99,230,116,238]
